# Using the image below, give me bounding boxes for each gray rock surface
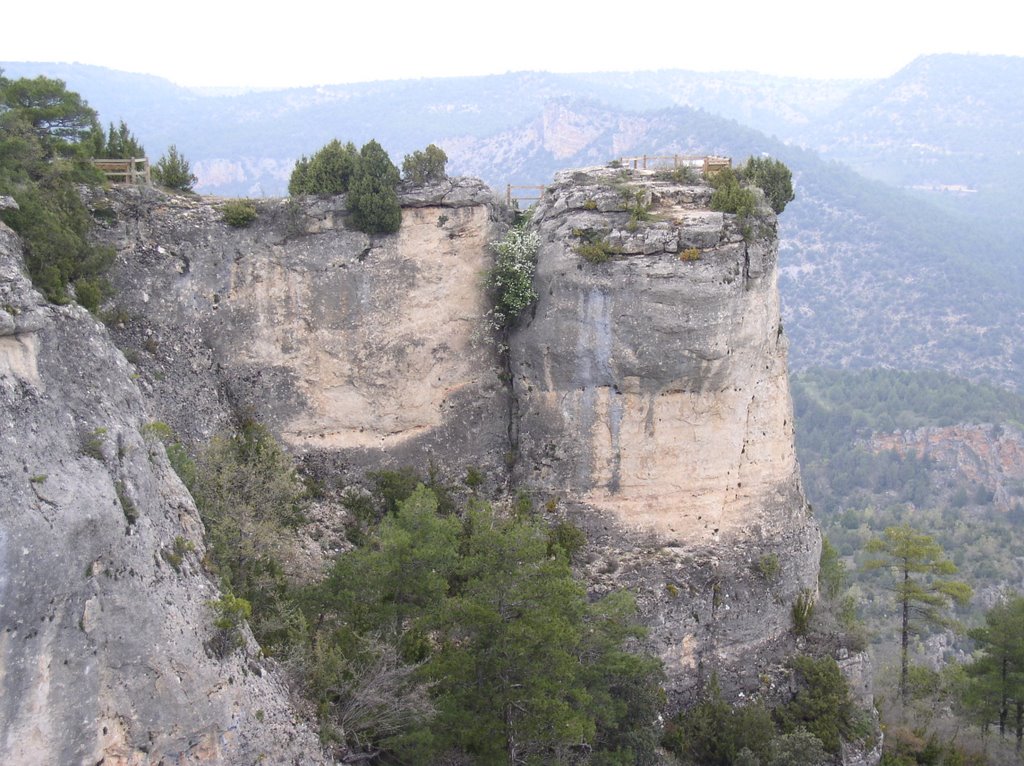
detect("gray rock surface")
[1,167,864,759]
[509,166,821,699]
[0,220,324,765]
[90,182,512,488]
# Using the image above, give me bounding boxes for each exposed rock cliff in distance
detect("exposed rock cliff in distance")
[872,423,1024,513]
[0,217,324,764]
[510,166,820,700]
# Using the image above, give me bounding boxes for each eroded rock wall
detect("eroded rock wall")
[93,180,510,483]
[0,219,323,765]
[509,167,820,698]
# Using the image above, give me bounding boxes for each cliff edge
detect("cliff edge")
[0,214,324,764]
[510,166,820,698]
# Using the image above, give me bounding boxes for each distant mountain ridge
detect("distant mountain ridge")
[3,57,1022,388]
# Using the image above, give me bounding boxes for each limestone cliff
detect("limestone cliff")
[93,169,819,701]
[872,423,1024,512]
[90,179,511,484]
[0,215,324,764]
[2,166,826,760]
[510,167,820,699]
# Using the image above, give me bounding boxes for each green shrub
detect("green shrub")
[486,220,540,330]
[757,553,781,582]
[142,421,197,489]
[777,654,864,754]
[369,467,423,517]
[740,156,795,214]
[401,143,448,185]
[81,427,107,460]
[348,140,401,234]
[221,199,257,227]
[115,480,138,525]
[152,144,197,191]
[547,521,587,560]
[622,187,652,230]
[463,466,485,489]
[162,535,195,572]
[208,593,252,658]
[792,589,815,635]
[655,165,699,184]
[679,247,701,261]
[710,168,759,219]
[663,676,775,765]
[1,178,115,308]
[289,139,359,196]
[576,238,619,264]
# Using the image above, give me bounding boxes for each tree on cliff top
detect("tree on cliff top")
[401,143,448,185]
[152,144,197,192]
[101,120,146,159]
[288,138,359,196]
[864,524,971,703]
[0,74,100,157]
[0,73,112,310]
[741,156,795,214]
[348,140,401,234]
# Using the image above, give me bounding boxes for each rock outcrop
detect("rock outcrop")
[872,423,1024,512]
[510,166,820,699]
[0,220,324,763]
[90,179,511,484]
[2,165,827,758]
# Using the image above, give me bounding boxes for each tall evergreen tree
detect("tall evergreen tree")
[964,594,1024,747]
[864,524,972,702]
[103,120,146,159]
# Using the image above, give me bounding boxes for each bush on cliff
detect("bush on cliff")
[289,139,359,196]
[0,72,113,310]
[401,143,448,185]
[740,156,795,214]
[152,144,197,191]
[709,167,759,219]
[288,138,402,234]
[347,140,402,234]
[486,219,539,331]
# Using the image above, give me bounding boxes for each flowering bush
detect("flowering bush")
[486,221,539,331]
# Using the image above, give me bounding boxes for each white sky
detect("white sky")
[6,0,1022,88]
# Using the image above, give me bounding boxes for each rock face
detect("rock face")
[872,424,1024,512]
[90,179,511,483]
[0,222,324,764]
[510,166,820,698]
[2,166,826,759]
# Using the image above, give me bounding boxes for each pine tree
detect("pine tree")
[347,140,401,234]
[152,144,197,192]
[964,594,1024,747]
[401,143,448,185]
[102,120,145,159]
[288,139,359,196]
[864,524,972,702]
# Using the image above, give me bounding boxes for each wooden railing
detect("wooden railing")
[502,155,733,208]
[93,158,151,185]
[506,184,545,208]
[616,154,732,175]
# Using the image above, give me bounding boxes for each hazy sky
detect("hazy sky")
[7,0,1022,87]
